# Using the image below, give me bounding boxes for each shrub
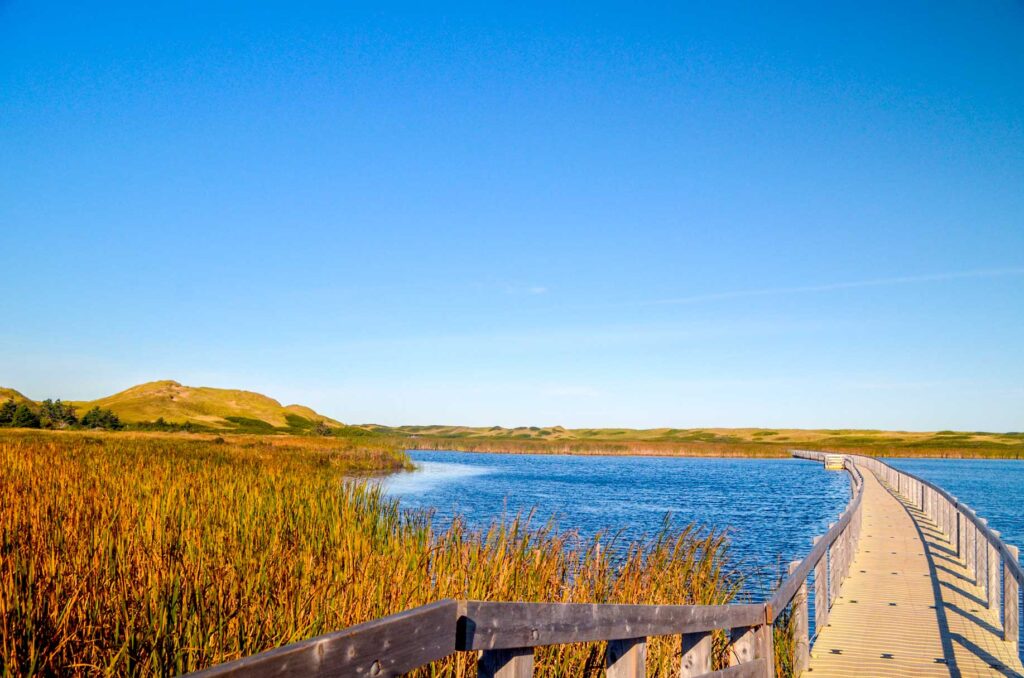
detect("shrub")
[0,399,15,426]
[80,407,124,430]
[11,404,40,429]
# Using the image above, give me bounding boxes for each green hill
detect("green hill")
[1,380,344,432]
[74,380,344,431]
[0,387,34,406]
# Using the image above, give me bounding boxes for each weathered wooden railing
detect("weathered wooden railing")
[190,453,867,678]
[853,454,1023,652]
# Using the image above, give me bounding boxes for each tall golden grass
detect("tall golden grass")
[0,431,741,676]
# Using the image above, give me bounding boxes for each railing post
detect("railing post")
[478,648,534,678]
[1004,546,1019,645]
[728,626,756,666]
[728,624,772,677]
[758,622,775,678]
[965,516,976,582]
[989,527,1001,611]
[813,536,828,631]
[976,518,985,585]
[607,637,646,678]
[679,632,712,677]
[789,560,809,675]
[828,522,839,605]
[942,497,950,540]
[953,502,961,558]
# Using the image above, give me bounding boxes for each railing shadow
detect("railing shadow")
[881,477,962,677]
[950,634,1024,678]
[880,473,1024,678]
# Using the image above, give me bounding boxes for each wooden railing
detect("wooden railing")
[854,454,1023,651]
[189,453,868,678]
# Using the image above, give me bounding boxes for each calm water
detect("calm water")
[381,450,851,595]
[890,458,1024,547]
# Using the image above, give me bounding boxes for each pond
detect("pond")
[381,450,852,596]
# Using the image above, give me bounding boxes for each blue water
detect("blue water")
[381,450,851,595]
[890,458,1024,547]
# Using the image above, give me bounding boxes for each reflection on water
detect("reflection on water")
[379,461,494,496]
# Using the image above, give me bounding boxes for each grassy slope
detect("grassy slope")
[2,380,344,432]
[0,387,33,406]
[75,380,347,429]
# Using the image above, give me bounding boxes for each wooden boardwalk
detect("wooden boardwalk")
[808,462,1024,677]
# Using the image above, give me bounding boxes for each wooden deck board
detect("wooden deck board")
[806,464,1023,677]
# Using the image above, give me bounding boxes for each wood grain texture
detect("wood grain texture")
[679,631,713,677]
[458,601,764,650]
[477,648,533,678]
[605,637,646,678]
[188,599,458,678]
[1005,545,1019,645]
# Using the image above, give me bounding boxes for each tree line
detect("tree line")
[0,398,124,430]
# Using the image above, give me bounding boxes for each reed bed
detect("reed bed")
[0,431,747,676]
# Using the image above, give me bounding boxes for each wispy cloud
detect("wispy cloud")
[503,283,549,296]
[637,267,1024,307]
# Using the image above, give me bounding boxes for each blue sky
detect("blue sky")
[1,1,1022,430]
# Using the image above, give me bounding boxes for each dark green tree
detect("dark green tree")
[314,420,333,436]
[11,404,41,428]
[81,407,124,430]
[39,398,78,428]
[0,399,16,426]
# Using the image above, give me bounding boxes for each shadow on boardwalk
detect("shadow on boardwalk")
[806,465,1023,677]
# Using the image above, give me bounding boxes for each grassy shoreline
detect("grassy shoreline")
[0,430,742,676]
[401,436,1024,459]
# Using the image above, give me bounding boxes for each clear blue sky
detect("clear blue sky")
[2,1,1022,430]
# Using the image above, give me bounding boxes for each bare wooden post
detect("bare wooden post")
[1004,545,1019,645]
[948,502,954,544]
[989,528,1002,611]
[607,637,646,678]
[478,648,534,678]
[813,537,828,631]
[757,623,775,678]
[976,521,985,585]
[965,519,976,582]
[828,523,839,604]
[950,507,958,561]
[944,498,951,538]
[728,626,756,666]
[679,632,712,677]
[789,560,809,675]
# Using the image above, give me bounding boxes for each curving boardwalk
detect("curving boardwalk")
[808,462,1024,677]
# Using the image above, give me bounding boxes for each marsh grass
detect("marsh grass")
[0,431,741,676]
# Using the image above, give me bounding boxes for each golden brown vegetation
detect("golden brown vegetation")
[0,431,740,677]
